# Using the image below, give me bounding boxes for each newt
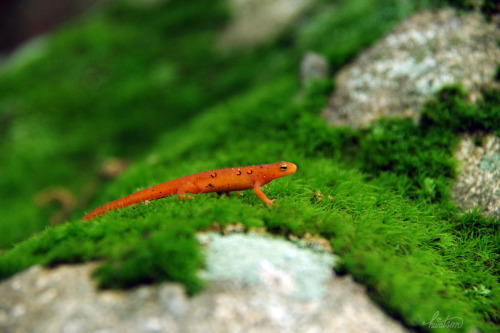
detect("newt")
[82,161,297,221]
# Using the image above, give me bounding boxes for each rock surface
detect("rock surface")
[451,134,500,218]
[218,0,312,50]
[300,52,329,85]
[322,8,500,129]
[0,233,408,333]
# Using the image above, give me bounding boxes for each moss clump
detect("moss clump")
[439,0,500,19]
[421,85,500,134]
[0,207,206,294]
[359,117,457,201]
[0,0,421,248]
[357,85,500,203]
[1,0,500,331]
[2,78,500,331]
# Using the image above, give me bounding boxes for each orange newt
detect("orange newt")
[82,161,297,221]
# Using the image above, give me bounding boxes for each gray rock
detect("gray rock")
[322,8,500,129]
[199,233,335,300]
[0,233,408,333]
[218,0,312,50]
[300,52,329,86]
[452,133,500,218]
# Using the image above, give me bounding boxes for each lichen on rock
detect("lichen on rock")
[323,8,500,129]
[452,133,500,218]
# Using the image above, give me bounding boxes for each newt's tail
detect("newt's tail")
[82,181,178,221]
[81,196,135,221]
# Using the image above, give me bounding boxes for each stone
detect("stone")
[451,133,500,218]
[218,0,312,50]
[322,8,500,129]
[0,233,408,333]
[300,52,329,86]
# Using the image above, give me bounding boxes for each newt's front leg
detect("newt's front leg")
[253,186,275,206]
[177,181,201,201]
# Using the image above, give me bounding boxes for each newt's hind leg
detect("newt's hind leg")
[177,181,201,201]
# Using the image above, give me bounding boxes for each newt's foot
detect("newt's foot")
[187,195,195,200]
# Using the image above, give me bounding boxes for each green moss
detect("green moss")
[438,0,500,19]
[0,206,206,294]
[357,85,500,203]
[0,0,232,247]
[1,0,500,331]
[297,0,422,70]
[421,85,500,134]
[359,117,457,201]
[2,76,500,330]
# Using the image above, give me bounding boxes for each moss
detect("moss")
[0,0,233,247]
[0,0,426,248]
[2,76,500,330]
[1,0,500,331]
[421,85,500,134]
[440,0,500,19]
[0,206,206,294]
[357,85,500,203]
[297,0,422,70]
[359,117,457,201]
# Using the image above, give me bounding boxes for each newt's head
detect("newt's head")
[272,161,297,178]
[252,161,297,186]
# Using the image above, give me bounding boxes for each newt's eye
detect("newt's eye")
[280,164,287,171]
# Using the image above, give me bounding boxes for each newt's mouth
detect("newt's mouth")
[286,162,297,174]
[280,161,297,175]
